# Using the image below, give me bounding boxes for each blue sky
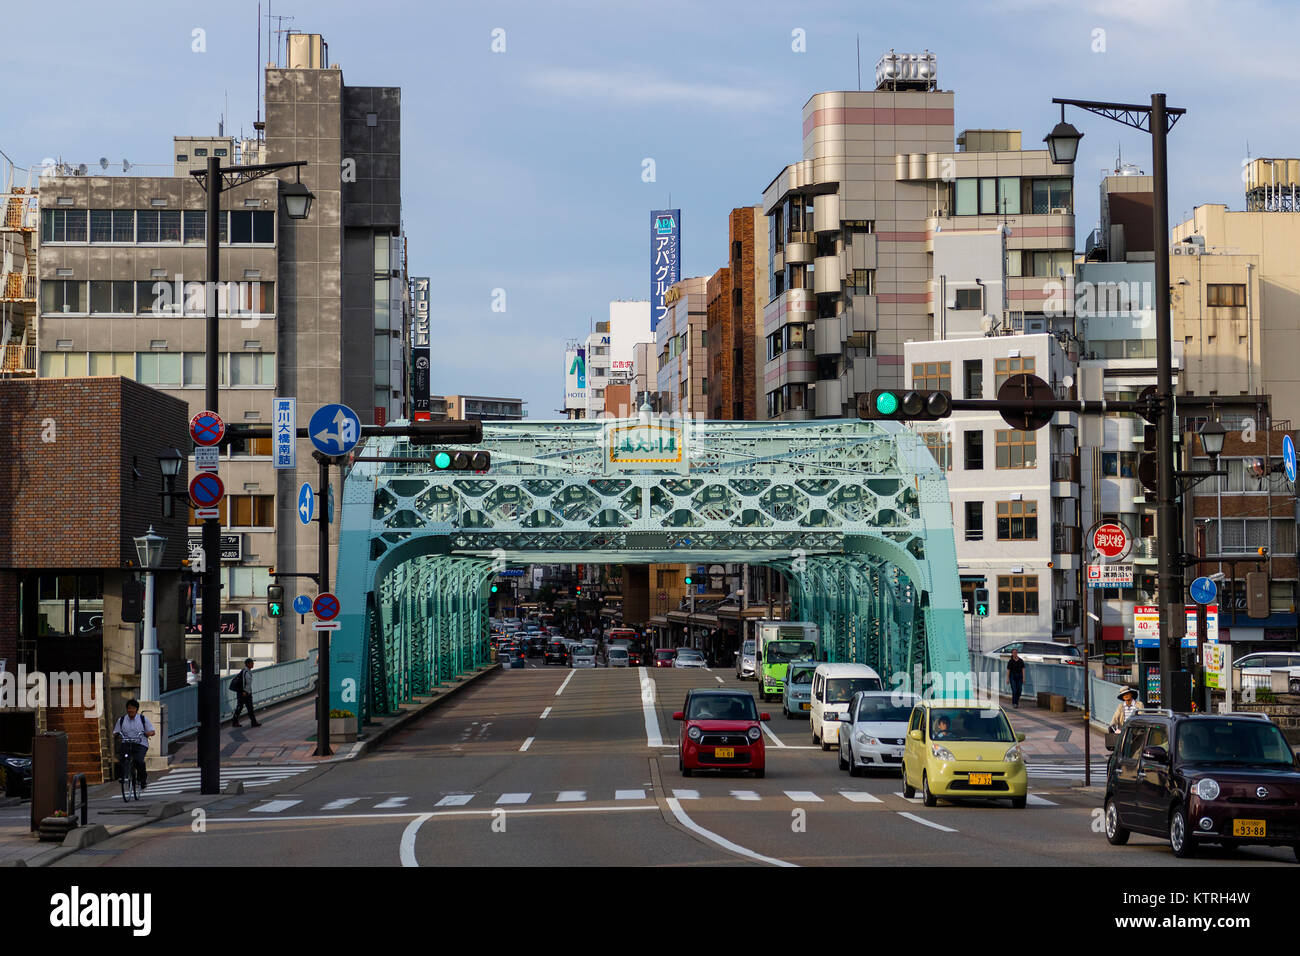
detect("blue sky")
[8,0,1299,417]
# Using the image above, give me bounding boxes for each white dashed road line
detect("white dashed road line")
[640,669,663,747]
[250,799,301,814]
[839,791,882,803]
[615,789,646,800]
[898,812,958,833]
[435,794,474,807]
[556,791,587,802]
[497,792,530,804]
[556,671,575,696]
[731,790,761,801]
[539,706,552,719]
[760,723,786,748]
[374,797,408,809]
[784,790,822,802]
[322,798,360,810]
[520,737,534,752]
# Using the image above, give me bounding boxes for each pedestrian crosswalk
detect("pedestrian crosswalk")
[144,764,316,795]
[1026,762,1101,778]
[238,786,1070,814]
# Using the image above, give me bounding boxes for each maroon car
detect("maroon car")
[675,689,768,777]
[653,648,676,668]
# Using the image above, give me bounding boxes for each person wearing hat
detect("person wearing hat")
[1109,687,1142,732]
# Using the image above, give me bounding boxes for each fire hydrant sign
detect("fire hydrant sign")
[1091,522,1131,560]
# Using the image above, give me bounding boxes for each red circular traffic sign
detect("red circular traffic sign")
[188,472,225,508]
[1091,522,1130,559]
[190,410,226,447]
[313,592,341,621]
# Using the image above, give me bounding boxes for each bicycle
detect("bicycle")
[118,741,143,802]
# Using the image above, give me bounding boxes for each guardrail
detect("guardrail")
[160,653,318,739]
[971,653,1131,722]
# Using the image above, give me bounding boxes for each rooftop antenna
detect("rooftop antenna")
[857,34,861,90]
[256,2,262,133]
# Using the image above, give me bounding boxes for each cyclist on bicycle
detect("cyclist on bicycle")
[113,699,155,791]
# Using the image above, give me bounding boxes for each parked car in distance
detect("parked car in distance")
[607,647,630,667]
[1232,652,1300,694]
[653,648,677,668]
[1104,712,1300,860]
[900,699,1028,808]
[0,753,32,799]
[674,689,769,777]
[736,640,757,681]
[673,648,708,669]
[782,662,816,719]
[989,641,1083,666]
[838,691,918,775]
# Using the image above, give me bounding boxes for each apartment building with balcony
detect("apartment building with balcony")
[760,53,1075,421]
[656,276,710,416]
[905,332,1079,652]
[34,33,409,664]
[706,206,768,420]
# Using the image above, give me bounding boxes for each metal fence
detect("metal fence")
[160,653,318,739]
[971,653,1131,724]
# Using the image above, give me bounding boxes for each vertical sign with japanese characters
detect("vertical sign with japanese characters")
[273,397,296,470]
[650,209,680,333]
[411,276,431,420]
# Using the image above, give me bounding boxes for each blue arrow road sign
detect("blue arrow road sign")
[1190,576,1217,605]
[298,482,315,526]
[1284,434,1296,483]
[293,594,312,615]
[309,403,361,456]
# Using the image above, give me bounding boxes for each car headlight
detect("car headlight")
[747,726,761,741]
[931,743,956,761]
[856,732,877,746]
[687,726,702,740]
[1003,745,1021,763]
[1195,778,1220,801]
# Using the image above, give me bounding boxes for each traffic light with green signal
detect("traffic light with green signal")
[684,575,693,586]
[857,389,952,422]
[267,584,285,618]
[973,588,990,617]
[431,450,491,471]
[491,584,499,593]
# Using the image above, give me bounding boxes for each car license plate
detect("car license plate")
[801,702,811,711]
[968,773,992,786]
[714,747,734,759]
[1233,819,1266,837]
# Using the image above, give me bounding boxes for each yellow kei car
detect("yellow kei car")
[900,699,1028,808]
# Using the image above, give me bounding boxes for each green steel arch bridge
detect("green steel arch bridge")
[330,417,967,728]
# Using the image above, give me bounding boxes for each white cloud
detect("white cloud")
[528,68,778,110]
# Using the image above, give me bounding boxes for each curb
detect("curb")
[354,664,501,757]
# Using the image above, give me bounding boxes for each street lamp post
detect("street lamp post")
[191,156,314,794]
[1047,93,1187,709]
[133,527,166,701]
[158,448,183,519]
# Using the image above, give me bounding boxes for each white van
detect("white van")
[810,663,883,751]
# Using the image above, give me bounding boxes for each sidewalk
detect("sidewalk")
[0,663,499,866]
[1000,693,1108,761]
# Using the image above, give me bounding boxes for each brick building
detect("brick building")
[0,376,190,780]
[706,206,769,420]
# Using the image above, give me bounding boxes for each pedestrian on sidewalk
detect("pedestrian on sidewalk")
[1006,649,1026,708]
[1109,687,1142,732]
[230,658,261,728]
[113,699,155,790]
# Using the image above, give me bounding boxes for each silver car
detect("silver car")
[570,643,597,668]
[673,648,708,669]
[736,640,756,680]
[607,647,630,668]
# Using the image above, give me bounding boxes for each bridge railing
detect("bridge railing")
[160,653,318,739]
[970,653,1131,723]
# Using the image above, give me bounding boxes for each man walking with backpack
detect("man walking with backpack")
[230,658,261,728]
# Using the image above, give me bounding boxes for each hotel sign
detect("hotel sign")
[604,419,689,475]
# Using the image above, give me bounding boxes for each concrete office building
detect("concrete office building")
[444,394,526,421]
[36,32,410,665]
[761,52,1075,420]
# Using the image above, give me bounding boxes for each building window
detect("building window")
[135,352,182,387]
[965,502,983,541]
[1029,250,1074,278]
[229,210,274,243]
[1206,283,1245,308]
[183,211,206,243]
[961,578,984,611]
[1101,451,1139,479]
[767,331,783,361]
[994,356,1035,392]
[995,429,1037,468]
[997,575,1039,615]
[41,208,88,243]
[225,352,276,387]
[89,281,135,314]
[922,431,952,471]
[953,288,982,310]
[964,430,984,470]
[38,351,88,377]
[767,388,784,417]
[953,177,1020,216]
[228,435,273,457]
[227,495,275,529]
[963,359,982,399]
[996,500,1038,540]
[912,361,951,391]
[88,352,134,377]
[1030,178,1073,214]
[850,269,873,294]
[41,280,86,314]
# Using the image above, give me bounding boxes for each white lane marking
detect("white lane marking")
[497,792,530,804]
[893,792,920,802]
[556,671,576,696]
[672,789,700,800]
[322,798,361,810]
[615,789,646,800]
[520,737,535,752]
[839,791,882,803]
[250,799,302,813]
[400,813,433,867]
[783,790,822,802]
[730,790,760,801]
[375,797,408,809]
[1026,794,1057,807]
[640,669,663,747]
[898,812,958,833]
[435,794,474,807]
[715,676,724,684]
[665,797,796,867]
[539,706,552,719]
[219,805,660,825]
[556,791,587,802]
[761,722,786,748]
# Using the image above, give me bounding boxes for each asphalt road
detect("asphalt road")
[56,664,1297,867]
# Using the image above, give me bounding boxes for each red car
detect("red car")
[653,648,676,668]
[674,689,768,777]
